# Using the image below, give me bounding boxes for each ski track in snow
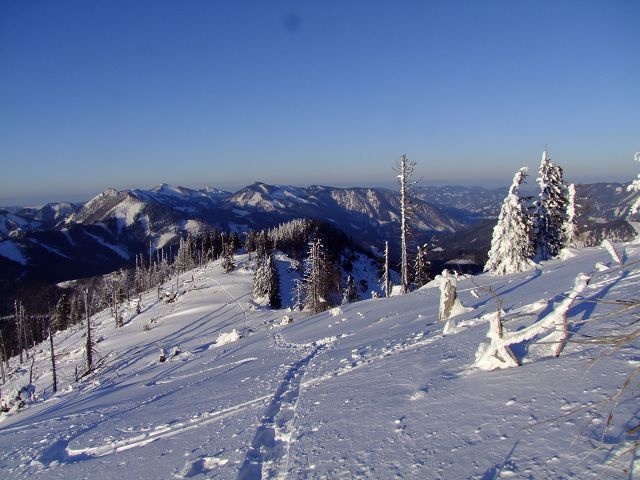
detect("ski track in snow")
[37,393,272,465]
[237,335,331,480]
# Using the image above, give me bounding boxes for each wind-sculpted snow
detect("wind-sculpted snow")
[1,243,639,478]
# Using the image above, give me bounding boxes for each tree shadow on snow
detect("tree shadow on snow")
[480,440,526,480]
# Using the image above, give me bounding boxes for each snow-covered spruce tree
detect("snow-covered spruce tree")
[342,275,359,305]
[221,242,236,273]
[413,244,430,288]
[253,253,281,308]
[484,167,535,275]
[628,151,640,215]
[394,154,416,294]
[175,236,195,274]
[253,254,269,298]
[267,254,282,308]
[303,238,333,314]
[291,278,305,311]
[53,294,70,332]
[532,150,568,261]
[563,183,579,248]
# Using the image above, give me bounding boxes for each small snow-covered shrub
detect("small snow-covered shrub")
[0,384,36,413]
[214,329,241,347]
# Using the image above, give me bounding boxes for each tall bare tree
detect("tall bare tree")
[394,154,416,294]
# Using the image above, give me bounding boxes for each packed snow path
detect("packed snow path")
[0,246,639,478]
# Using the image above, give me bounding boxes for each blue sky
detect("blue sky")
[1,0,638,205]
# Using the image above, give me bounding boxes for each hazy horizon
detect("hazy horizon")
[2,170,635,208]
[1,1,638,206]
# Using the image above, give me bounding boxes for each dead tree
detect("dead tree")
[394,154,416,294]
[84,289,93,372]
[0,330,6,384]
[382,241,391,297]
[48,325,57,393]
[438,270,457,322]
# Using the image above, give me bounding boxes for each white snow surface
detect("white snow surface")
[1,244,639,478]
[84,232,130,260]
[111,197,145,231]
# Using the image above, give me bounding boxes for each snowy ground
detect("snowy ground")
[0,243,638,479]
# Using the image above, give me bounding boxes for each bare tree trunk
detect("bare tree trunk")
[399,156,409,294]
[15,301,23,364]
[554,311,569,357]
[48,325,57,393]
[84,289,93,372]
[0,330,6,384]
[395,154,416,294]
[20,304,29,360]
[383,241,391,297]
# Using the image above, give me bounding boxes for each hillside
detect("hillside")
[0,239,638,478]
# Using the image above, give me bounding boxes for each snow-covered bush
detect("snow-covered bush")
[0,384,36,413]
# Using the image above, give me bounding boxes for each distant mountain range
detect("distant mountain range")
[0,181,637,283]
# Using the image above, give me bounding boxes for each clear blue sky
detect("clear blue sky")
[1,0,638,205]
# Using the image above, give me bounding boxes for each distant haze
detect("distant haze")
[1,1,638,206]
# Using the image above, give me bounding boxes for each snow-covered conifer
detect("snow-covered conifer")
[292,279,305,311]
[253,253,281,308]
[342,275,359,305]
[484,167,535,275]
[221,243,235,273]
[413,244,430,288]
[533,150,568,260]
[53,295,70,332]
[303,238,333,314]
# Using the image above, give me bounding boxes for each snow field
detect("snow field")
[0,242,638,478]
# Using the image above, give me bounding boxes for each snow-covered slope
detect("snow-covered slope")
[0,211,42,239]
[0,241,638,478]
[228,182,464,234]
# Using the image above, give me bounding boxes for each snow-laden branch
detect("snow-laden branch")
[601,239,622,265]
[475,273,591,371]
